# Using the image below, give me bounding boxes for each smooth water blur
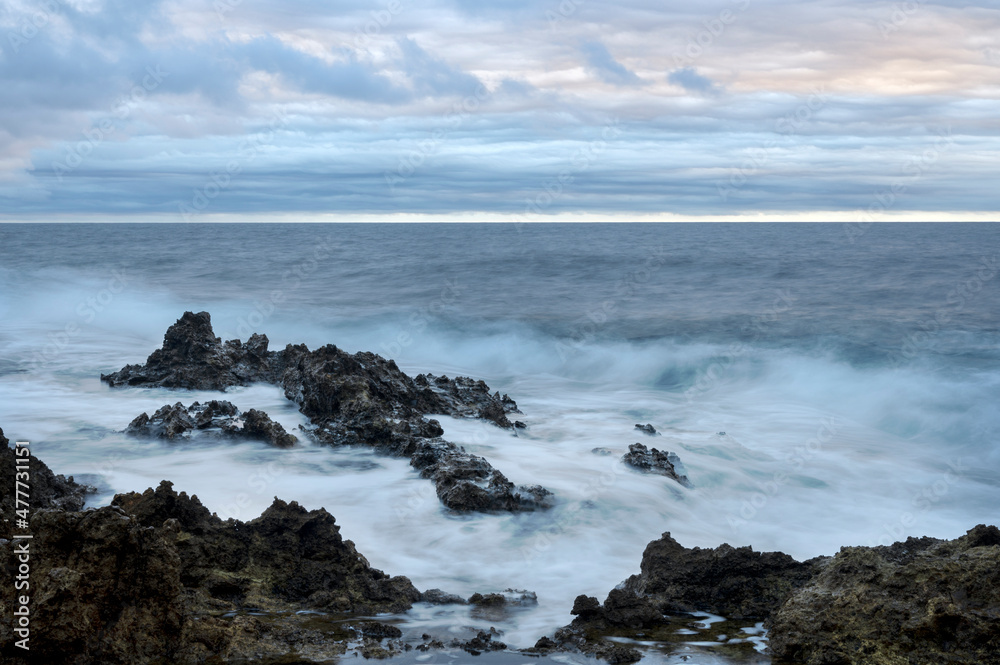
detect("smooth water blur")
[0,223,998,662]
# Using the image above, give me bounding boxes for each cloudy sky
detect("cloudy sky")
[1,0,998,221]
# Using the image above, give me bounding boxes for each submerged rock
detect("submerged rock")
[103,312,551,513]
[634,423,659,436]
[125,400,297,448]
[622,443,690,487]
[770,525,1000,665]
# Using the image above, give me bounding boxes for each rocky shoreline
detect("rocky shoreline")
[2,311,997,664]
[3,426,999,663]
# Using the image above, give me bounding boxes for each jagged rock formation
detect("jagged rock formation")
[546,531,819,662]
[0,426,92,539]
[0,446,423,664]
[621,442,689,487]
[770,525,1000,665]
[547,528,1000,663]
[102,312,550,513]
[125,400,297,448]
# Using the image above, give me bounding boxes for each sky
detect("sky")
[0,0,998,221]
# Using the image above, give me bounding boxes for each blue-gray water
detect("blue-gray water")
[1,222,998,662]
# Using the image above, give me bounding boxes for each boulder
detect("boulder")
[622,443,689,487]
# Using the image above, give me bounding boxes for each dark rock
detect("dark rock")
[125,401,297,448]
[624,531,818,620]
[532,635,558,652]
[101,311,274,390]
[571,594,602,618]
[622,443,689,487]
[634,423,659,436]
[103,312,551,513]
[240,408,297,448]
[514,420,527,429]
[353,621,403,640]
[452,628,507,655]
[112,480,420,614]
[411,441,553,513]
[770,525,1000,665]
[420,588,467,605]
[549,531,820,662]
[469,592,507,606]
[0,426,92,539]
[0,445,423,664]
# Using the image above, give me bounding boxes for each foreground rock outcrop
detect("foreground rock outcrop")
[0,426,91,539]
[548,532,819,662]
[770,525,1000,665]
[0,444,422,664]
[546,528,1000,664]
[125,400,297,448]
[102,312,549,513]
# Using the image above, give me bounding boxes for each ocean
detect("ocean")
[1,222,998,662]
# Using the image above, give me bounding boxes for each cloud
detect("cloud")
[668,67,720,95]
[0,0,998,218]
[580,41,643,86]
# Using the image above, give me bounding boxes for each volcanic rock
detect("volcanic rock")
[0,426,92,539]
[770,525,1000,665]
[126,400,297,447]
[622,443,689,487]
[102,312,551,513]
[0,457,423,664]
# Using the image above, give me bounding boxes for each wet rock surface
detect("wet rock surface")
[634,423,659,436]
[546,532,821,662]
[0,445,423,664]
[0,426,92,538]
[125,400,297,448]
[770,525,1000,665]
[411,441,554,513]
[622,442,690,487]
[103,312,550,513]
